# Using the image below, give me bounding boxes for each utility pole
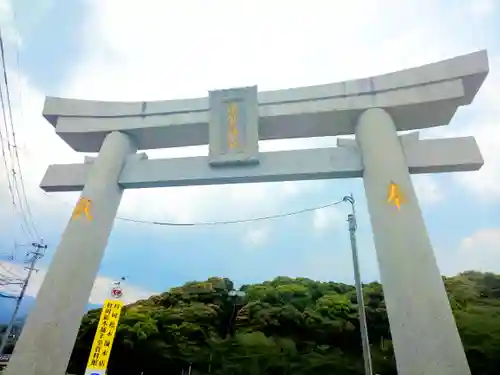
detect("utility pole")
[0,241,47,355]
[343,195,373,375]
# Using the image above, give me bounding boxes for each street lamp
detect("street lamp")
[343,195,373,375]
[207,290,246,373]
[228,290,246,298]
[226,290,246,337]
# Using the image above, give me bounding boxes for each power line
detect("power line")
[117,199,345,226]
[0,76,32,242]
[0,244,31,264]
[0,264,23,280]
[0,292,17,299]
[0,26,40,265]
[42,188,347,227]
[0,28,39,242]
[0,241,47,355]
[11,6,28,156]
[0,49,16,213]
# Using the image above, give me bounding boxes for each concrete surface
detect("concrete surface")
[42,50,488,152]
[4,132,137,375]
[40,135,483,192]
[357,108,471,375]
[11,50,488,375]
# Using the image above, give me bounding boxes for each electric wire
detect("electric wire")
[117,199,345,226]
[0,280,22,288]
[0,56,16,207]
[0,281,21,286]
[0,29,39,241]
[0,292,17,299]
[0,38,39,240]
[0,80,32,241]
[12,6,29,156]
[0,264,23,280]
[0,77,32,245]
[0,28,40,270]
[41,187,348,227]
[0,22,347,232]
[0,274,23,285]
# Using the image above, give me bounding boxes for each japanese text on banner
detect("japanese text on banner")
[86,299,123,371]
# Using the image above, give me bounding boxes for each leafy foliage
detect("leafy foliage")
[67,272,500,374]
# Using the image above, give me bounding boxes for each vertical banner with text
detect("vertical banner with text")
[84,285,124,375]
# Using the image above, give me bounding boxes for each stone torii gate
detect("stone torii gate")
[5,50,488,375]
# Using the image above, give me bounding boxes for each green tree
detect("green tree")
[66,271,500,375]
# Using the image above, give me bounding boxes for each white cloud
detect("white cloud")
[437,228,500,275]
[0,0,22,46]
[0,0,498,276]
[302,252,355,283]
[0,69,83,243]
[0,260,154,304]
[70,0,475,101]
[451,56,500,199]
[412,175,443,205]
[415,59,500,202]
[57,0,499,223]
[416,54,500,200]
[243,226,269,248]
[457,124,500,199]
[87,276,155,305]
[313,207,344,232]
[468,0,496,18]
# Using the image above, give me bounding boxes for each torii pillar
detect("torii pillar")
[357,108,470,374]
[5,50,488,375]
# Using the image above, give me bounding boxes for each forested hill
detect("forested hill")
[68,272,500,375]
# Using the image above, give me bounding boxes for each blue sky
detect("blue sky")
[0,0,499,304]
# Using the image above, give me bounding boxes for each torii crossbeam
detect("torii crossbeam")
[5,50,488,375]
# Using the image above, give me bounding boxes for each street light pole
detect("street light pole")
[343,195,373,375]
[226,290,245,337]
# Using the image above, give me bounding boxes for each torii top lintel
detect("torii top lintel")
[43,50,488,153]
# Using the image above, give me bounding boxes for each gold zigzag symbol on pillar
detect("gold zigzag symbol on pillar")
[227,102,239,150]
[387,181,406,210]
[72,197,93,220]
